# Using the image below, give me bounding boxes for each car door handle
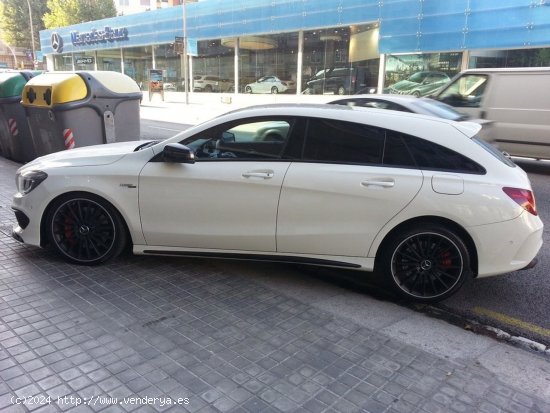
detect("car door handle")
[361,179,395,188]
[242,171,274,179]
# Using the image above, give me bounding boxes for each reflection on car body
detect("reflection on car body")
[12,104,543,303]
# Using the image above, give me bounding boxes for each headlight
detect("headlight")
[16,170,48,195]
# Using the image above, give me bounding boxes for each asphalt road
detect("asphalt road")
[438,158,550,346]
[139,119,550,346]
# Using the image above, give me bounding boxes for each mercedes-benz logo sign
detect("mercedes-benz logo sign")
[51,32,63,53]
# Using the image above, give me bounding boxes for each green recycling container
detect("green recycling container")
[21,71,142,157]
[0,71,40,162]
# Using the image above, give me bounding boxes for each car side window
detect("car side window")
[180,118,294,160]
[391,131,485,174]
[303,119,384,164]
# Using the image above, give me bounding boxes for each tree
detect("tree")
[0,0,48,49]
[43,0,116,28]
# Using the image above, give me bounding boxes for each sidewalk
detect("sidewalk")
[139,91,336,125]
[1,99,550,412]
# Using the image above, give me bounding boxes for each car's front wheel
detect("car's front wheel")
[380,224,470,302]
[45,193,127,265]
[271,86,278,94]
[245,86,252,93]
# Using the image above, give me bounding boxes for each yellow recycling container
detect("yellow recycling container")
[21,71,142,157]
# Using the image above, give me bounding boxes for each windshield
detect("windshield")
[412,98,469,121]
[436,74,488,107]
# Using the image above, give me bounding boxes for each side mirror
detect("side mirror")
[162,143,195,163]
[221,131,236,143]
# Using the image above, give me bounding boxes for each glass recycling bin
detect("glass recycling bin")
[0,71,40,162]
[21,71,142,157]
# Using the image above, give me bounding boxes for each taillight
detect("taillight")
[503,187,538,216]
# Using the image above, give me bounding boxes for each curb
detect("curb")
[416,304,550,358]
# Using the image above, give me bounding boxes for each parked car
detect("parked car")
[432,67,550,160]
[12,104,542,302]
[329,95,495,143]
[193,75,232,92]
[163,82,176,91]
[385,71,450,97]
[244,76,292,94]
[329,95,471,120]
[304,67,371,95]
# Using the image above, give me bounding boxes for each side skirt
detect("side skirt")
[140,249,364,269]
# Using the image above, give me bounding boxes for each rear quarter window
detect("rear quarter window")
[405,135,486,174]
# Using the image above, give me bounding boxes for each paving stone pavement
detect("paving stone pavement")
[1,155,549,413]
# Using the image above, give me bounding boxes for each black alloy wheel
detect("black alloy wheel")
[383,225,470,302]
[46,193,127,265]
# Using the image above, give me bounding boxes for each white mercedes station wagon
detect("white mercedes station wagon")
[12,104,543,302]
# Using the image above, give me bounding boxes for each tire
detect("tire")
[380,224,470,302]
[245,86,252,93]
[205,85,213,93]
[45,193,127,265]
[412,91,421,97]
[337,85,346,95]
[271,86,278,94]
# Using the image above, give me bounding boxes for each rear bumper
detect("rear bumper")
[471,212,543,277]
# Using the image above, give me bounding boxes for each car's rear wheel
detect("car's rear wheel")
[271,86,278,94]
[245,86,252,93]
[205,85,213,93]
[46,193,127,265]
[380,224,470,302]
[337,85,346,95]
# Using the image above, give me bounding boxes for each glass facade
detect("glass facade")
[43,1,550,96]
[121,46,151,89]
[469,47,550,69]
[49,23,381,95]
[384,53,462,97]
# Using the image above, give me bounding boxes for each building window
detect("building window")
[469,47,550,69]
[384,53,462,97]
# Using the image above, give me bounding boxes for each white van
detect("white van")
[433,67,550,160]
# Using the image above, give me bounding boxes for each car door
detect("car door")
[139,117,295,251]
[258,76,274,93]
[277,118,424,257]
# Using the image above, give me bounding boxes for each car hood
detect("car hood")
[20,141,146,170]
[389,80,418,91]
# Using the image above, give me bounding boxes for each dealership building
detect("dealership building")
[39,0,550,95]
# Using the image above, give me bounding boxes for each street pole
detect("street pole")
[183,1,189,105]
[25,0,36,69]
[3,42,17,69]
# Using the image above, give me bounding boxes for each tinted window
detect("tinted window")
[405,135,485,174]
[473,137,516,167]
[304,119,384,164]
[383,133,416,167]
